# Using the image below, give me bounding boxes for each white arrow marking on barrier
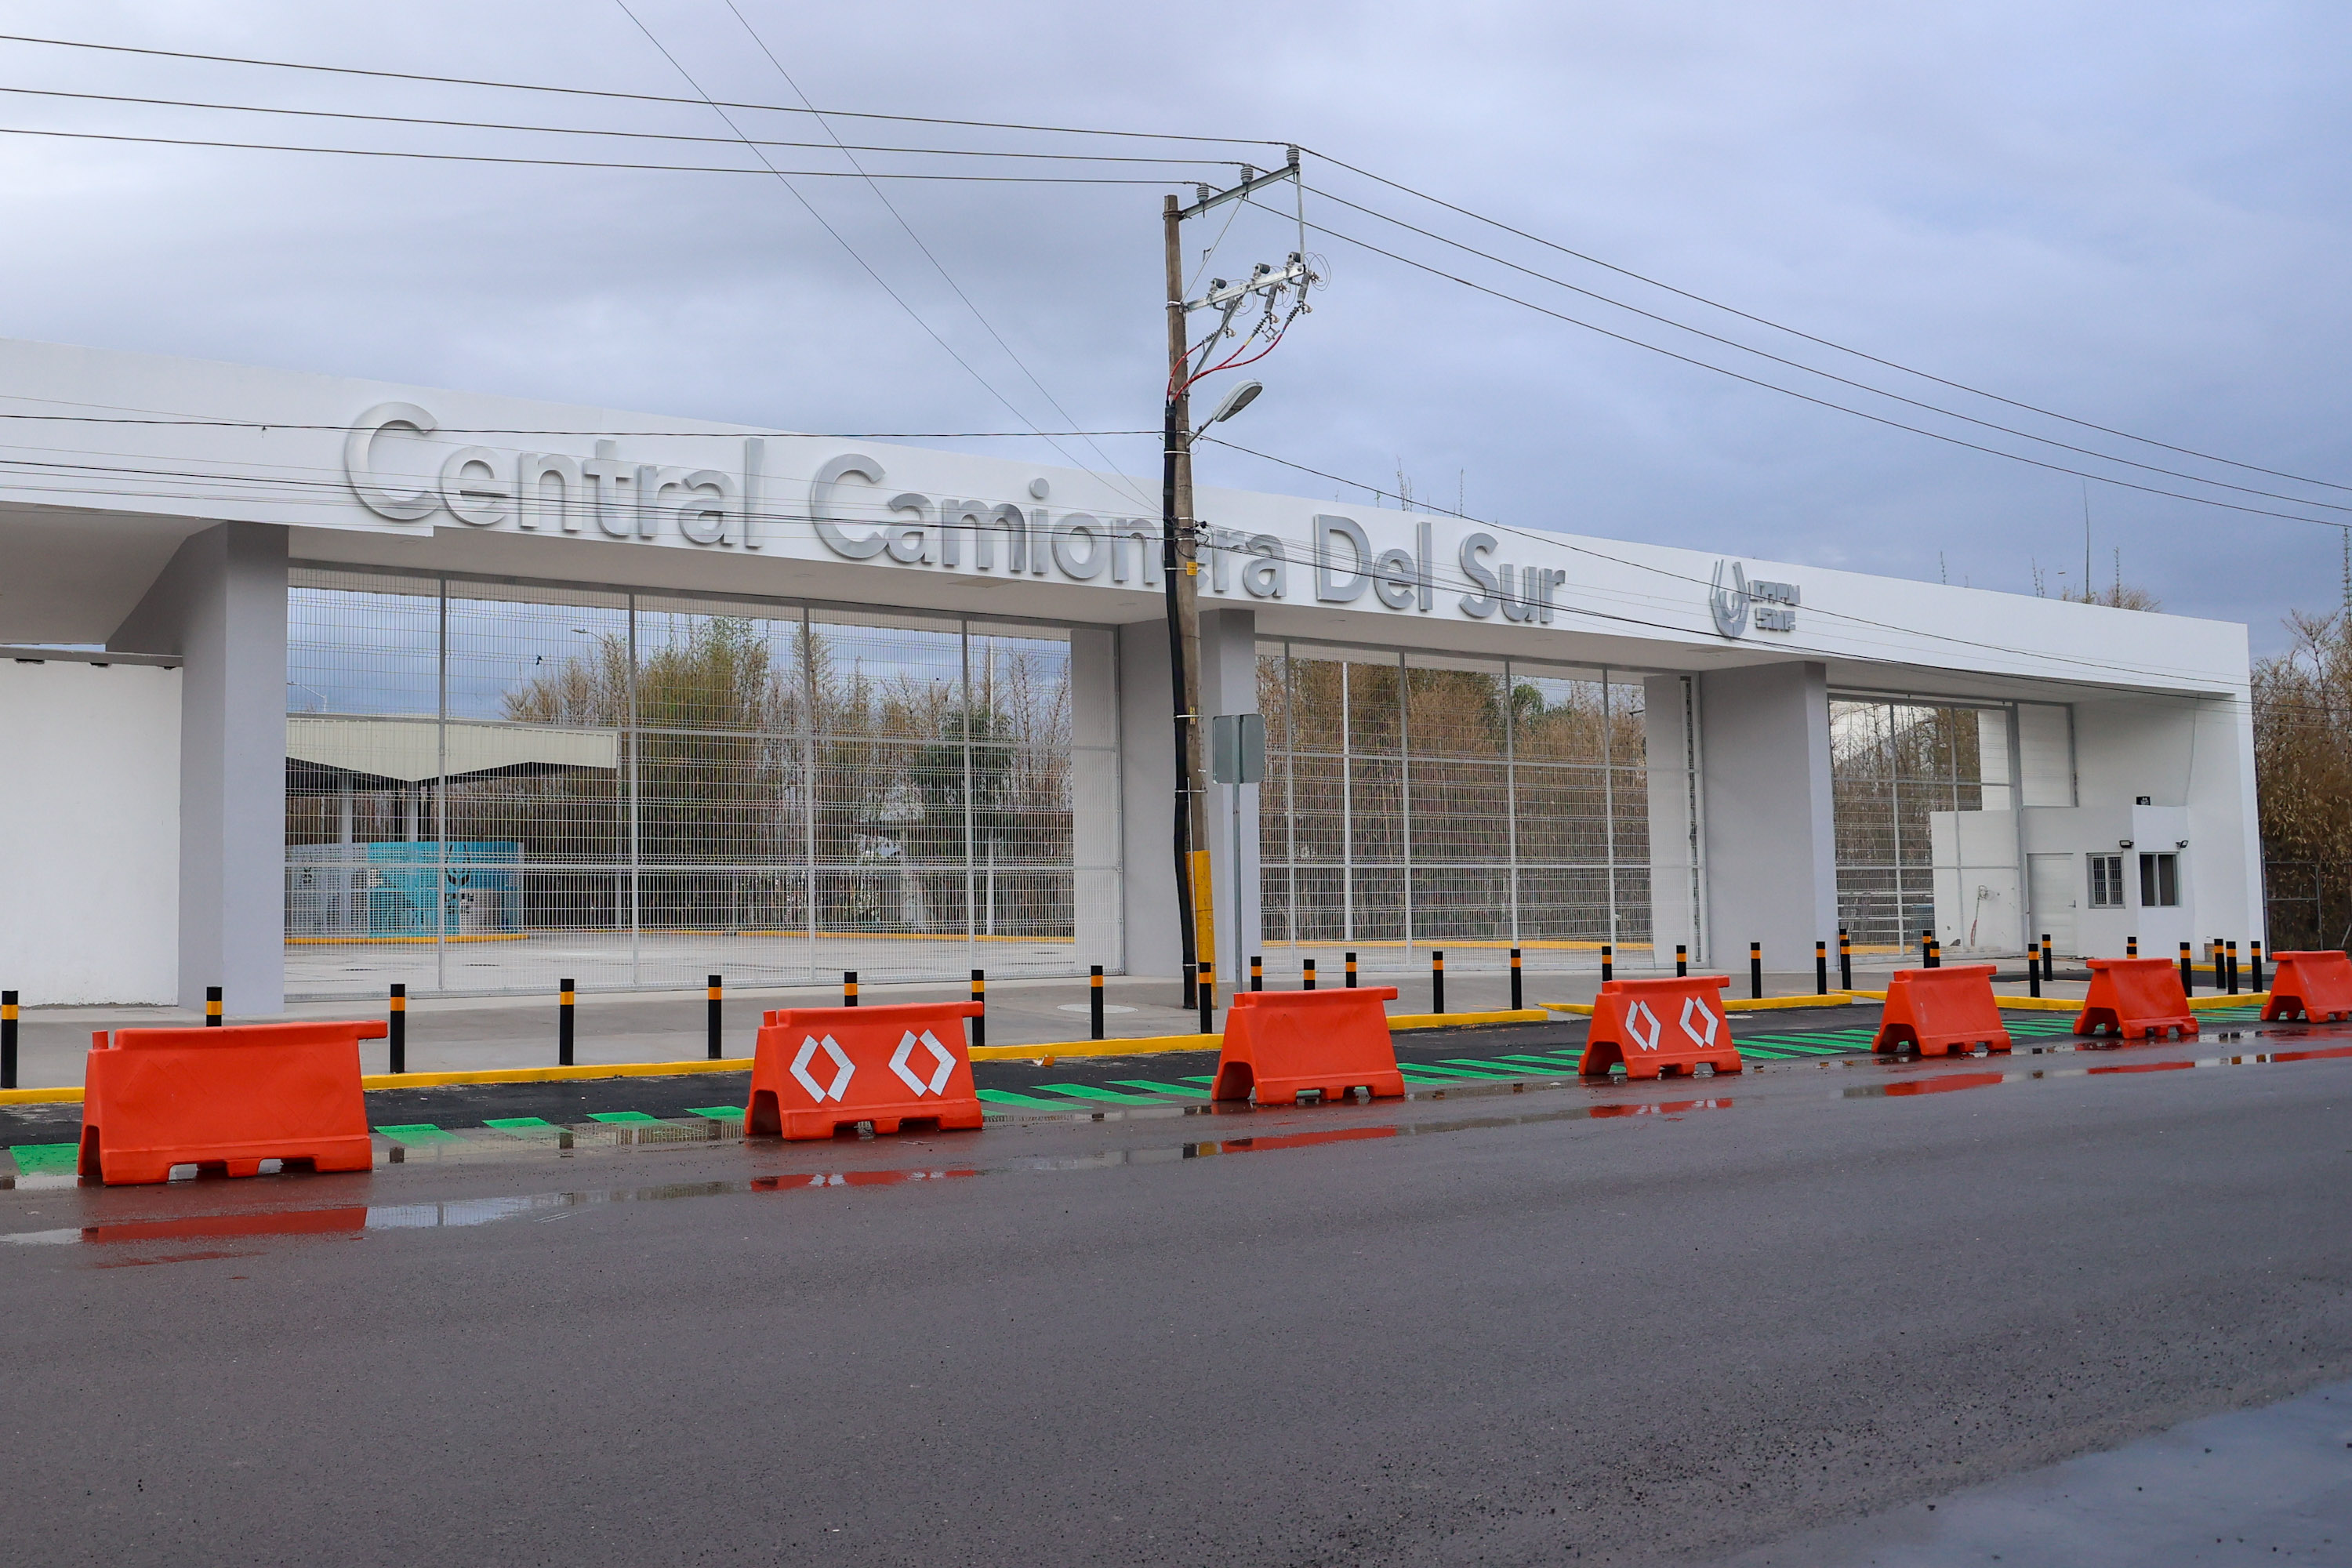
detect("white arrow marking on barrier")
[789,1034,855,1102]
[888,1029,960,1096]
[1626,1000,1662,1053]
[1679,996,1720,1049]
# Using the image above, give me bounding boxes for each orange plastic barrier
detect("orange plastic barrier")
[747,1001,985,1140]
[1872,964,2012,1057]
[2262,950,2352,1023]
[1579,976,1742,1080]
[1210,986,1406,1105]
[78,1020,387,1185]
[2074,957,2198,1041]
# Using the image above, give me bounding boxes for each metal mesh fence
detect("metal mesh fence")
[1256,644,1661,975]
[285,569,1091,997]
[1830,696,2013,952]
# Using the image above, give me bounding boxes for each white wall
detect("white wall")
[1694,661,1838,971]
[0,659,181,1004]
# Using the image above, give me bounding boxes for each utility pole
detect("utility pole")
[1161,193,1204,1007]
[1160,150,1314,1007]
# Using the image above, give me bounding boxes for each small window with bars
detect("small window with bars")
[2089,854,2126,908]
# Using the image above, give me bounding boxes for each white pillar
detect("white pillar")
[1197,607,1261,980]
[1117,620,1182,977]
[111,521,289,1014]
[1693,660,1837,972]
[1066,626,1123,974]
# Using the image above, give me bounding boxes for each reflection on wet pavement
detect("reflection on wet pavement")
[1714,1377,2352,1565]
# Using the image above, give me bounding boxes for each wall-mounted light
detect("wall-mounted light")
[2118,838,2136,849]
[2175,839,2189,849]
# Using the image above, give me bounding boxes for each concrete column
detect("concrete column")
[1117,620,1181,978]
[1693,660,1837,972]
[1066,626,1123,973]
[111,521,289,1014]
[1196,607,1261,980]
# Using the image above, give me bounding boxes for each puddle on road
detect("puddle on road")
[1711,1377,2352,1566]
[0,1096,1737,1260]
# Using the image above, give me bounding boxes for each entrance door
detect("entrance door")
[2027,853,2078,957]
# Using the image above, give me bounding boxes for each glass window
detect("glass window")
[288,576,1080,997]
[2139,852,2180,907]
[1255,644,1661,967]
[2089,854,2126,908]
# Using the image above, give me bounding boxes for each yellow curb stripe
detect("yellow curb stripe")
[0,1086,84,1105]
[1541,993,1860,1016]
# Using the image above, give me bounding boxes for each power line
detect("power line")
[0,444,2250,695]
[1189,434,2252,691]
[0,122,1174,180]
[0,412,1157,437]
[1302,146,2352,497]
[1255,200,2350,533]
[0,83,1242,165]
[1298,181,2352,518]
[0,31,1283,148]
[717,0,1152,516]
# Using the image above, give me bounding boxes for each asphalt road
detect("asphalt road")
[3,1033,2347,1566]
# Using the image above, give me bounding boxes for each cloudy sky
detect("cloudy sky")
[4,2,2346,650]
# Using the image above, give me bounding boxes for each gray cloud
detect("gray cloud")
[4,0,2345,649]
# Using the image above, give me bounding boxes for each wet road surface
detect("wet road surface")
[2,1023,2346,1566]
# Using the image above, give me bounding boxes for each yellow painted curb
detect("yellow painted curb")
[1391,1008,1551,1029]
[2191,992,2270,1011]
[360,1058,754,1090]
[968,1033,1218,1061]
[0,1085,84,1106]
[1541,993,1859,1016]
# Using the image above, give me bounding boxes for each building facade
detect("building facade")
[0,339,2262,1007]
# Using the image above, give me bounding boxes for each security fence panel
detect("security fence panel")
[1258,642,1666,975]
[285,572,1092,999]
[1831,695,2020,955]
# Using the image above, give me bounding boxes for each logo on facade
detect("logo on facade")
[1708,560,1801,637]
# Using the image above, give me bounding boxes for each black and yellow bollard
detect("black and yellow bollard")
[1602,942,1613,983]
[970,968,986,1051]
[388,982,407,1075]
[1814,939,1829,996]
[1250,954,1263,992]
[1431,950,1446,1014]
[2127,935,2138,957]
[1090,964,1105,1040]
[1,988,17,1091]
[1675,945,1687,978]
[205,985,223,1027]
[1749,941,1763,1000]
[1196,959,1214,1035]
[1345,950,1358,988]
[2251,940,2265,993]
[1838,927,1852,992]
[1509,947,1523,1011]
[1926,937,1940,969]
[2041,935,2054,985]
[1920,929,1933,968]
[2027,941,2042,998]
[2227,939,2240,995]
[844,970,858,1007]
[1304,957,1316,991]
[2179,941,2194,996]
[706,974,723,1061]
[558,978,575,1066]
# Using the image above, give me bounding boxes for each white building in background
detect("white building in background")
[0,339,2259,1007]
